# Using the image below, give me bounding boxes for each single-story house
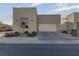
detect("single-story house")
[13,7,61,33]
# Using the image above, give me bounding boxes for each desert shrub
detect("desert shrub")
[4,33,14,37]
[26,25,29,28]
[27,32,34,37]
[14,32,20,36]
[61,30,68,34]
[32,31,37,36]
[24,31,29,34]
[27,31,37,37]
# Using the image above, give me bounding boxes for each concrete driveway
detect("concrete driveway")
[38,32,78,40]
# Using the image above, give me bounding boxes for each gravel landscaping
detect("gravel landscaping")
[0,32,78,44]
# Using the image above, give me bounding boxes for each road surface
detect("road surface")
[0,32,78,55]
[0,44,79,56]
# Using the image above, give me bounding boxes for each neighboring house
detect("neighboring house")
[60,12,79,36]
[0,21,13,32]
[60,21,68,31]
[59,18,67,31]
[3,24,13,31]
[13,7,61,33]
[60,21,73,33]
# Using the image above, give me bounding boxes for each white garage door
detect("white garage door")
[39,24,57,32]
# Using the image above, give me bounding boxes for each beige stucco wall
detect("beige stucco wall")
[60,12,79,36]
[74,13,79,36]
[61,12,79,33]
[74,12,79,22]
[60,21,68,31]
[13,8,37,33]
[67,13,74,23]
[38,15,60,24]
[66,13,75,32]
[60,13,75,33]
[38,15,61,31]
[74,13,79,30]
[67,13,79,31]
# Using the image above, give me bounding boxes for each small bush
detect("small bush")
[24,31,29,34]
[27,33,34,37]
[27,31,37,37]
[61,31,68,34]
[4,33,14,37]
[14,32,20,36]
[32,31,37,36]
[26,25,29,28]
[4,32,20,37]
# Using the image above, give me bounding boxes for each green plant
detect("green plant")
[27,32,34,37]
[25,25,29,28]
[14,32,20,36]
[27,31,37,37]
[61,30,68,34]
[32,31,37,36]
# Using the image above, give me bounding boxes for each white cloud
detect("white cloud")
[30,3,43,7]
[52,4,79,12]
[38,3,69,14]
[41,4,79,16]
[55,3,68,8]
[30,3,79,16]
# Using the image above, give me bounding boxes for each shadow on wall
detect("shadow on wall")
[60,21,78,37]
[60,21,73,32]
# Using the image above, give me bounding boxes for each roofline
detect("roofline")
[67,12,79,17]
[13,7,36,9]
[38,14,61,16]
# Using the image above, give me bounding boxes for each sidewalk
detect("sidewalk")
[0,37,79,44]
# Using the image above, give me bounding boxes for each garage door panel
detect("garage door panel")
[39,24,57,32]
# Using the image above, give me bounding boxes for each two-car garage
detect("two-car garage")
[38,15,60,32]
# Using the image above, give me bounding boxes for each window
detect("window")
[20,17,29,28]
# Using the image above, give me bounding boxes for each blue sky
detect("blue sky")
[0,3,79,25]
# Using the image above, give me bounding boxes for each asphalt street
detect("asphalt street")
[0,44,79,56]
